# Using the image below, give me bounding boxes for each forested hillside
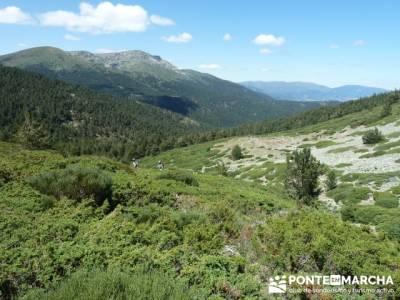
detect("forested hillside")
[0,66,200,160]
[1,65,398,161]
[202,90,400,138]
[0,47,325,127]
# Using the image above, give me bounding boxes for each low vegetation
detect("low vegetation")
[1,141,399,298]
[327,184,371,205]
[374,192,399,208]
[23,268,196,300]
[27,165,113,207]
[157,170,199,186]
[341,205,400,240]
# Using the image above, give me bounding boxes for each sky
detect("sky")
[0,0,399,89]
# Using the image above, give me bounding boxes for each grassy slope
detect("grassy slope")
[143,103,400,242]
[0,141,291,299]
[1,137,400,299]
[143,102,400,166]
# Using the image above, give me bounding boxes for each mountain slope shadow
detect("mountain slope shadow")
[142,95,199,115]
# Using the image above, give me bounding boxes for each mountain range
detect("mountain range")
[241,81,387,102]
[0,47,326,128]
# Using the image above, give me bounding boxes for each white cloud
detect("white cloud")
[223,33,232,41]
[260,48,273,55]
[253,34,285,46]
[39,2,173,34]
[261,67,270,72]
[199,64,221,70]
[354,39,366,46]
[17,43,28,47]
[329,44,339,49]
[150,15,175,26]
[162,32,192,43]
[0,6,33,24]
[95,48,127,54]
[64,34,81,41]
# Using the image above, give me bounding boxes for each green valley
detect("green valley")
[1,1,400,299]
[1,86,400,299]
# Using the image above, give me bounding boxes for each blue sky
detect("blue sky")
[0,0,399,89]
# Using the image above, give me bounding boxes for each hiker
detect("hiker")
[157,160,165,170]
[132,158,139,168]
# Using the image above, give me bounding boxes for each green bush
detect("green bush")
[349,205,399,224]
[157,171,199,186]
[23,268,197,300]
[325,171,337,191]
[27,165,113,206]
[231,145,244,160]
[391,185,400,195]
[346,205,400,240]
[377,218,400,240]
[340,205,356,222]
[362,128,384,144]
[0,163,13,187]
[327,184,370,204]
[374,192,399,208]
[254,210,400,277]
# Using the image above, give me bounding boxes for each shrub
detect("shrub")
[157,171,199,186]
[377,218,400,240]
[254,210,400,277]
[23,268,197,300]
[216,161,228,176]
[374,192,399,208]
[325,171,337,191]
[285,148,323,205]
[391,185,400,196]
[327,184,370,205]
[231,145,244,161]
[362,128,384,145]
[0,163,13,187]
[27,165,113,206]
[341,205,356,222]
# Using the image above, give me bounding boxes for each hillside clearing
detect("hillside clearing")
[214,121,400,174]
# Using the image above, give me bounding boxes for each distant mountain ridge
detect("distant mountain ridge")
[0,47,326,128]
[241,81,387,102]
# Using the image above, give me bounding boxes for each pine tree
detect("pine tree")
[285,148,323,206]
